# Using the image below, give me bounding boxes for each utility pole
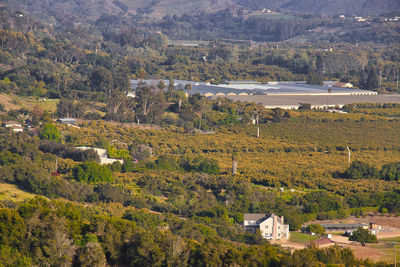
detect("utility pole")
[327,87,332,108]
[393,242,397,267]
[347,146,351,164]
[232,158,238,175]
[232,154,238,175]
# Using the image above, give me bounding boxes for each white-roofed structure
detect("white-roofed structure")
[129,79,400,109]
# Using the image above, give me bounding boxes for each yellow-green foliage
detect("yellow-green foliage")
[0,183,38,202]
[352,107,400,117]
[107,145,130,160]
[60,111,400,193]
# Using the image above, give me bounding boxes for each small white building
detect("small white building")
[2,121,23,132]
[126,91,136,98]
[332,82,354,88]
[76,147,123,165]
[57,118,76,125]
[355,16,366,22]
[244,213,290,240]
[370,229,379,235]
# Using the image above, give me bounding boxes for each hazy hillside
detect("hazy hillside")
[238,0,400,15]
[5,0,400,22]
[4,0,237,21]
[278,0,400,16]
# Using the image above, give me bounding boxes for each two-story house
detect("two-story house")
[244,213,290,240]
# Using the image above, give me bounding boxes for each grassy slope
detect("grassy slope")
[377,237,400,263]
[0,93,58,113]
[360,237,400,263]
[289,232,319,244]
[146,0,236,18]
[0,183,37,202]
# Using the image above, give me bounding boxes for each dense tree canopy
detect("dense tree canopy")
[72,161,113,183]
[40,123,60,142]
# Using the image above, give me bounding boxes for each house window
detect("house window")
[265,225,268,229]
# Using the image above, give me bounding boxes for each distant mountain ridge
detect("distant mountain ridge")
[5,0,400,22]
[277,0,400,16]
[237,0,400,15]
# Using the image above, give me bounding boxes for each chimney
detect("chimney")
[272,215,278,240]
[281,216,284,224]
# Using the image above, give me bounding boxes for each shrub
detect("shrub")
[39,123,60,141]
[107,145,130,160]
[303,224,325,235]
[94,183,129,203]
[338,161,379,179]
[380,162,400,181]
[349,228,377,246]
[148,155,180,171]
[72,162,113,183]
[298,103,312,110]
[179,157,220,175]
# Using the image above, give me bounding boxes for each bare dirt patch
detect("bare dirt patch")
[377,231,400,239]
[271,238,306,250]
[344,244,385,261]
[310,214,400,229]
[0,94,19,111]
[106,120,161,130]
[310,26,342,34]
[330,234,354,244]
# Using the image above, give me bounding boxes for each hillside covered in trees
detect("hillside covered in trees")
[1,108,400,265]
[3,0,400,43]
[4,0,400,19]
[0,0,400,265]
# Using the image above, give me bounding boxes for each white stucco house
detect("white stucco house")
[75,147,123,165]
[244,213,290,240]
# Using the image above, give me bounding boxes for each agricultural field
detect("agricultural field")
[60,111,400,193]
[2,98,400,265]
[371,237,400,263]
[1,0,400,264]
